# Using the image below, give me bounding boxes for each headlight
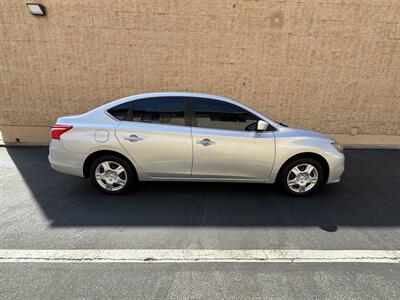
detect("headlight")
[331,141,343,153]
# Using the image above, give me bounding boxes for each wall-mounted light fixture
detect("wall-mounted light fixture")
[26,3,46,16]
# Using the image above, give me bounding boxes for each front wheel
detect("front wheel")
[278,158,324,196]
[89,155,135,195]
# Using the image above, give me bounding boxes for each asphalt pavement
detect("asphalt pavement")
[1,262,399,299]
[1,147,400,299]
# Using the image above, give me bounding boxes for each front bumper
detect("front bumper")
[326,152,345,184]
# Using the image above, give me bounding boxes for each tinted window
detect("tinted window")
[192,98,258,131]
[110,97,185,126]
[108,106,129,121]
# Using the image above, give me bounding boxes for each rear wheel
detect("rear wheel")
[89,155,135,195]
[279,158,324,196]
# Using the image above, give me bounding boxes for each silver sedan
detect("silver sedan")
[49,92,345,196]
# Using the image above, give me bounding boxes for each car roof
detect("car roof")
[105,92,233,106]
[95,92,244,112]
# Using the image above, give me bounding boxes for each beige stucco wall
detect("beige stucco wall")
[1,0,400,143]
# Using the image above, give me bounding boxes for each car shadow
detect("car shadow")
[4,147,400,231]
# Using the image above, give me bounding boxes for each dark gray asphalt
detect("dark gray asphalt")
[1,147,400,299]
[1,147,400,250]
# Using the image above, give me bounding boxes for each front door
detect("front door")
[190,98,275,180]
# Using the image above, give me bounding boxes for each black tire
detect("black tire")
[89,155,135,195]
[278,158,324,196]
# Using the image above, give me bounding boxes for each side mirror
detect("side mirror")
[256,120,268,131]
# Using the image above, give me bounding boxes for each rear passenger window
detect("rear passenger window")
[109,97,185,126]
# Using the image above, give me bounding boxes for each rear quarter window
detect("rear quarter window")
[107,105,129,121]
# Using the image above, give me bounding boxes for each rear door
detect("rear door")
[190,98,275,181]
[113,97,193,178]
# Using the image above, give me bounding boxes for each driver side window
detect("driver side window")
[192,98,258,131]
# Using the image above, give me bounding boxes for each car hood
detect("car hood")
[278,126,334,141]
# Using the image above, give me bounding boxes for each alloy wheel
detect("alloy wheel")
[94,161,127,192]
[286,163,319,193]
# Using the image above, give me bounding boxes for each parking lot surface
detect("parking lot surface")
[1,147,400,299]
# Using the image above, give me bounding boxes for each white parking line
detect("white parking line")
[0,249,399,263]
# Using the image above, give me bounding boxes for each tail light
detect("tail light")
[51,124,73,140]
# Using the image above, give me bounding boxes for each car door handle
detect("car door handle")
[124,134,143,142]
[197,138,215,146]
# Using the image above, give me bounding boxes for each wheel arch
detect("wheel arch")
[276,152,330,184]
[83,150,138,180]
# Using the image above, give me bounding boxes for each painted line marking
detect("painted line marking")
[0,250,399,263]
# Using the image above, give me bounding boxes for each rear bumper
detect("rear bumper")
[48,140,85,177]
[326,152,345,184]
